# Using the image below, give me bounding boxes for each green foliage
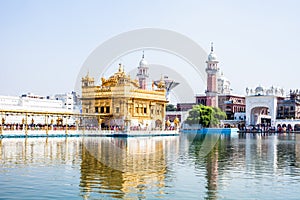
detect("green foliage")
[166,104,177,111]
[185,104,226,127]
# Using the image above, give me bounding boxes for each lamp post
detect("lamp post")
[25,113,28,135]
[65,116,68,135]
[75,119,79,132]
[79,116,85,134]
[124,115,131,133]
[0,113,3,135]
[45,115,49,135]
[97,116,102,131]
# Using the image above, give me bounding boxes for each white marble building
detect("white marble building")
[217,71,231,95]
[245,86,285,126]
[0,92,79,125]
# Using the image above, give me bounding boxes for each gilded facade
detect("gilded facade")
[81,63,167,130]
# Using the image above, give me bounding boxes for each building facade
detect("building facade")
[176,103,196,111]
[245,86,285,126]
[218,94,245,120]
[54,92,79,111]
[217,72,231,95]
[0,93,79,126]
[81,60,168,130]
[195,94,245,120]
[277,90,300,119]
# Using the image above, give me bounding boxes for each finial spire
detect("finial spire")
[211,42,214,52]
[142,50,145,59]
[118,63,123,72]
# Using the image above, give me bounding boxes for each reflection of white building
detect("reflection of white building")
[0,137,82,165]
[245,86,285,126]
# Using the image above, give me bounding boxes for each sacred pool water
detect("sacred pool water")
[0,133,300,199]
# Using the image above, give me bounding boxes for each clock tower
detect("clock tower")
[205,43,219,107]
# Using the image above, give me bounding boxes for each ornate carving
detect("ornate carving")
[246,85,284,97]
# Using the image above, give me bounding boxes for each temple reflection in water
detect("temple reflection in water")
[80,136,179,199]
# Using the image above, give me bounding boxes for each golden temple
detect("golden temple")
[81,62,168,131]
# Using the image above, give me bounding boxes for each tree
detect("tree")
[166,104,177,111]
[185,104,226,128]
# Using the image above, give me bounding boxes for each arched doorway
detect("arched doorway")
[155,119,162,129]
[245,92,280,127]
[277,124,282,132]
[250,107,271,126]
[294,124,300,131]
[287,124,292,131]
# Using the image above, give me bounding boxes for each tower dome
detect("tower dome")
[208,42,217,61]
[208,52,217,61]
[255,86,264,95]
[139,53,148,67]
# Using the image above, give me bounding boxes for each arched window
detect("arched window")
[287,124,292,131]
[294,124,300,131]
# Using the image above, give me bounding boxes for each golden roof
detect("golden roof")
[101,63,139,88]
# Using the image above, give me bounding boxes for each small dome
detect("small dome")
[208,42,218,61]
[208,51,217,61]
[255,86,264,94]
[139,52,148,68]
[139,57,148,67]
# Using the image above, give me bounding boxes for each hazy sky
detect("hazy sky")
[1,0,299,98]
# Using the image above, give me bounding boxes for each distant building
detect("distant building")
[245,85,285,126]
[195,94,245,120]
[195,95,208,106]
[275,90,300,129]
[217,71,231,95]
[176,103,196,111]
[54,93,74,111]
[277,90,300,119]
[0,92,79,125]
[218,94,245,120]
[1,93,65,112]
[194,43,244,119]
[244,86,300,130]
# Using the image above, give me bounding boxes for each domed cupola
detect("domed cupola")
[139,54,148,68]
[255,85,264,95]
[208,43,218,62]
